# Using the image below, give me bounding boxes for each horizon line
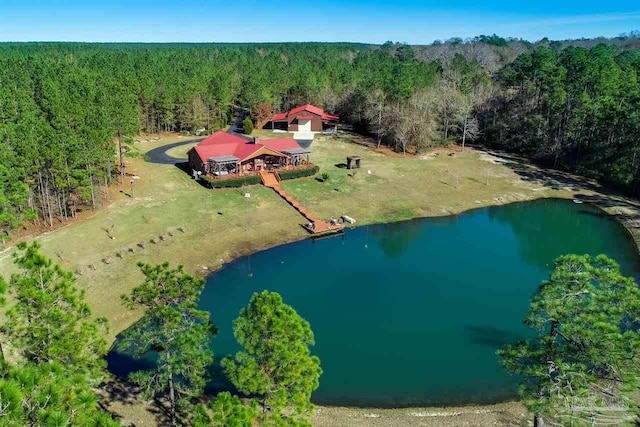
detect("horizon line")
[0,33,638,46]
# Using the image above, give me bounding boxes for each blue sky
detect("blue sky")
[0,0,639,44]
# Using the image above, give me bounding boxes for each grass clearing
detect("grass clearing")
[1,130,602,426]
[246,129,294,139]
[0,131,573,339]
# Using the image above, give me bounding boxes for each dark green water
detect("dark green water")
[107,199,640,407]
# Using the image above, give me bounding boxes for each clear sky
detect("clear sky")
[0,0,639,44]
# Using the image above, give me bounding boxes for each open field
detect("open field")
[4,130,640,426]
[0,132,578,337]
[246,128,295,139]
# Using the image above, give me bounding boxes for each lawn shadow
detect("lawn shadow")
[105,344,195,426]
[484,148,600,192]
[496,409,530,427]
[98,378,172,427]
[173,161,190,174]
[467,176,486,186]
[483,147,640,231]
[334,163,348,169]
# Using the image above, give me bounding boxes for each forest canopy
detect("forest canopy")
[0,37,639,235]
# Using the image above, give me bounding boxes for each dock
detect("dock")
[260,171,344,235]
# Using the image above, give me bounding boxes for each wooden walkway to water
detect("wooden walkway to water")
[260,171,344,235]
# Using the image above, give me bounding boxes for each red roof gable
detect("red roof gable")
[192,136,301,163]
[289,104,324,116]
[270,104,339,122]
[321,112,339,121]
[194,143,255,163]
[260,138,300,152]
[198,131,248,146]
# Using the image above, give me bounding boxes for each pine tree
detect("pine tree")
[498,254,640,426]
[193,392,260,427]
[222,291,321,424]
[0,361,119,426]
[0,242,117,426]
[119,262,216,427]
[1,241,109,381]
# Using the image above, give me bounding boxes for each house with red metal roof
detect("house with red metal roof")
[187,131,310,178]
[270,104,339,133]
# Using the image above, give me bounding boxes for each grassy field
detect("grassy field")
[246,128,294,139]
[0,132,573,336]
[0,131,601,426]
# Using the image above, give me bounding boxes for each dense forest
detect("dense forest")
[1,36,639,236]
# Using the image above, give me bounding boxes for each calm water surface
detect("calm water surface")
[108,199,640,407]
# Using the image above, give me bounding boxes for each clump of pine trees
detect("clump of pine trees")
[0,244,324,426]
[0,241,117,425]
[499,254,640,426]
[118,268,321,426]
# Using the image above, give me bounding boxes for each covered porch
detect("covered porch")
[206,149,293,179]
[282,147,311,166]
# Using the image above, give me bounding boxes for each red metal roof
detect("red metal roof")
[289,104,324,116]
[321,112,339,121]
[192,136,301,163]
[195,143,249,162]
[198,131,248,146]
[260,138,300,152]
[271,112,287,121]
[270,104,339,123]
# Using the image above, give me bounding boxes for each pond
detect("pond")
[107,198,640,407]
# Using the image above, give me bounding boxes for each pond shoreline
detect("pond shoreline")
[197,195,640,426]
[98,194,640,426]
[8,136,640,426]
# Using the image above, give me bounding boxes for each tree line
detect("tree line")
[481,44,640,194]
[1,40,640,238]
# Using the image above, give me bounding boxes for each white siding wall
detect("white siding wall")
[298,119,312,132]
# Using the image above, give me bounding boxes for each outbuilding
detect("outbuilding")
[269,104,339,133]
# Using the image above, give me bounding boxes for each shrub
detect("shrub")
[201,175,261,188]
[242,117,254,135]
[278,165,319,180]
[320,172,330,182]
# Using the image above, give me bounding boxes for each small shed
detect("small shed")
[346,156,362,170]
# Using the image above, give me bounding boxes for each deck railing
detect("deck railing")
[206,163,316,181]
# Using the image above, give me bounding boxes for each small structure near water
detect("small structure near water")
[341,215,356,224]
[347,156,362,169]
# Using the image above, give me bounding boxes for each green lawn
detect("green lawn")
[0,132,571,340]
[282,133,563,225]
[0,131,598,426]
[244,128,294,139]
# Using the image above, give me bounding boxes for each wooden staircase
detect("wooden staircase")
[259,170,343,234]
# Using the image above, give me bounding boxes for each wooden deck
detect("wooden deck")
[259,171,344,235]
